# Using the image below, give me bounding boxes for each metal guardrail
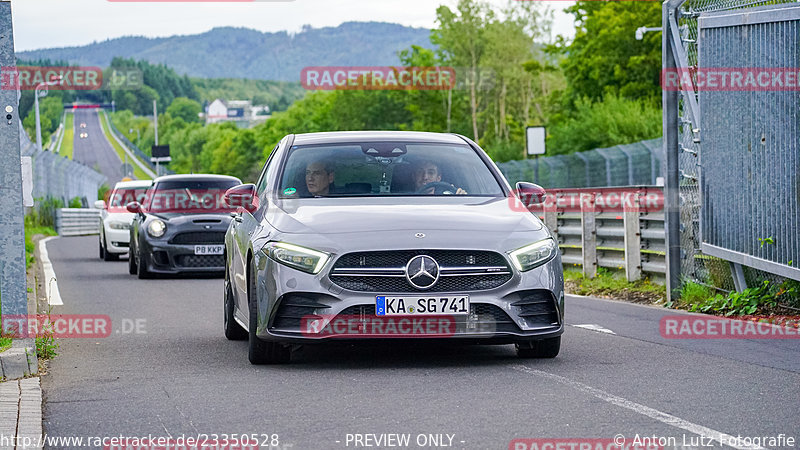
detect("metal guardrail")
[55,208,101,236]
[526,186,667,283]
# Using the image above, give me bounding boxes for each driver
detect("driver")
[413,160,467,195]
[305,159,336,196]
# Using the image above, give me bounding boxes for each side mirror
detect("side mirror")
[126,201,142,214]
[94,200,106,210]
[224,184,258,213]
[516,182,547,206]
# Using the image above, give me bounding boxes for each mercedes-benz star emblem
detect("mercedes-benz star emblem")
[405,255,439,290]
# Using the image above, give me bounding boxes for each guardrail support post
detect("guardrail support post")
[543,194,558,243]
[623,192,643,281]
[581,193,597,278]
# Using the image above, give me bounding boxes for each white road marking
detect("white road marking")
[573,324,616,335]
[39,236,63,306]
[510,365,766,450]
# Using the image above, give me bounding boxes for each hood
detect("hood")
[265,197,543,235]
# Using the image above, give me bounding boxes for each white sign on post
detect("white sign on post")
[526,126,546,156]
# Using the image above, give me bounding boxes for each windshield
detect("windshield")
[278,142,504,198]
[144,179,240,213]
[107,187,149,208]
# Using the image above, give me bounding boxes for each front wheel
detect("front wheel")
[102,233,118,261]
[128,245,137,275]
[136,250,152,279]
[224,278,247,341]
[247,261,290,364]
[516,337,560,359]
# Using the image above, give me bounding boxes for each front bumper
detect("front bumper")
[104,227,132,254]
[252,251,564,344]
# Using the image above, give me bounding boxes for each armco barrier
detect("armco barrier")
[526,186,666,283]
[55,208,101,236]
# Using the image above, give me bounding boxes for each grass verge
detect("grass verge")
[97,111,151,180]
[671,279,800,316]
[564,267,667,305]
[0,337,12,353]
[60,112,74,159]
[24,217,56,269]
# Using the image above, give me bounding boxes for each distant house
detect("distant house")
[205,99,270,128]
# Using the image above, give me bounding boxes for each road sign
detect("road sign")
[526,126,546,156]
[151,145,170,159]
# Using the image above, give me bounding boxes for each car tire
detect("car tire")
[247,261,290,364]
[224,278,247,341]
[128,246,137,274]
[99,233,105,259]
[516,337,560,359]
[102,233,118,261]
[136,250,152,279]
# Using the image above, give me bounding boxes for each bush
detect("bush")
[68,197,83,208]
[28,197,64,228]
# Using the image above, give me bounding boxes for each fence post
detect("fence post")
[623,192,643,281]
[581,192,597,278]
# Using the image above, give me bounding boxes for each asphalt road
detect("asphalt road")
[41,236,800,450]
[71,109,124,186]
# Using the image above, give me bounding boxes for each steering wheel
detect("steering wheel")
[417,181,457,195]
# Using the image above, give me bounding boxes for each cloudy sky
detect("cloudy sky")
[11,0,576,52]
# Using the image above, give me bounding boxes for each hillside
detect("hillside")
[18,22,433,81]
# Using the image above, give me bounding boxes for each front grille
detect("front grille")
[330,250,513,293]
[334,250,507,268]
[170,232,225,245]
[175,254,224,268]
[512,290,560,328]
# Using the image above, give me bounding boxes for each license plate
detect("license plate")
[376,295,470,316]
[194,245,223,255]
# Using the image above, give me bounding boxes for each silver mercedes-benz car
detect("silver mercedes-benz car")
[224,131,564,364]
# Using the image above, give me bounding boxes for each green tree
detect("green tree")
[558,1,662,106]
[166,97,202,123]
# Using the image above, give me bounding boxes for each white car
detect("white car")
[95,179,152,261]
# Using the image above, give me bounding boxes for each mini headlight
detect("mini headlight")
[266,242,330,274]
[108,221,130,230]
[509,238,557,272]
[147,219,166,238]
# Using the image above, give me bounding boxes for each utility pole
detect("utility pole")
[153,100,159,176]
[0,0,30,333]
[153,99,158,146]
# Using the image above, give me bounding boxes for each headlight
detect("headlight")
[509,238,557,272]
[108,221,130,230]
[147,219,166,238]
[266,242,330,274]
